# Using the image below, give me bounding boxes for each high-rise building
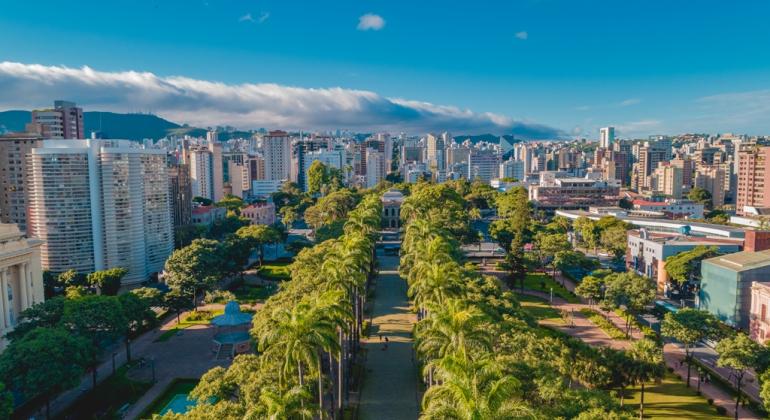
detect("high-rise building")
[27,140,173,286]
[168,163,193,229]
[30,100,84,139]
[300,150,344,191]
[635,144,668,190]
[0,133,41,232]
[670,155,695,190]
[263,130,292,181]
[499,159,525,181]
[249,154,266,181]
[652,163,683,198]
[207,138,225,201]
[365,149,384,188]
[468,148,501,183]
[736,146,770,215]
[695,164,726,208]
[426,133,446,173]
[189,147,215,200]
[228,161,251,198]
[599,127,615,149]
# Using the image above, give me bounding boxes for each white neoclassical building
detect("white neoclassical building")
[0,224,44,350]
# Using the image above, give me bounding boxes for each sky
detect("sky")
[2,0,770,138]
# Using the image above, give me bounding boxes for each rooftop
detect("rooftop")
[703,249,770,272]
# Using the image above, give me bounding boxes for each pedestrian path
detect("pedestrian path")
[358,252,419,420]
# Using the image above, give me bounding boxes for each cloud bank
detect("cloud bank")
[0,62,562,138]
[357,14,385,31]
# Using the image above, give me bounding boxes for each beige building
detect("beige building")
[0,224,44,349]
[694,164,726,207]
[737,146,770,215]
[652,163,683,198]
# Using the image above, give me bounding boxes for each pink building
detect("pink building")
[191,205,226,226]
[750,282,770,343]
[242,202,276,226]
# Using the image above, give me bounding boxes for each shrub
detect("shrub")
[667,366,674,373]
[715,406,727,415]
[204,290,236,304]
[707,398,714,406]
[184,310,214,322]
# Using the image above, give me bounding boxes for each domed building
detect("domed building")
[381,189,405,230]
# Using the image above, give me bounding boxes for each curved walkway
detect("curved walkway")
[358,251,419,420]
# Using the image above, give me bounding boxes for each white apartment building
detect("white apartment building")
[263,130,292,181]
[189,147,214,200]
[500,159,525,181]
[366,149,384,188]
[301,149,344,191]
[27,140,174,286]
[468,148,501,183]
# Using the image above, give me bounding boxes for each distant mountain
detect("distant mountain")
[454,134,521,144]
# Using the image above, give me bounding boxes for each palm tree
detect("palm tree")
[628,339,664,419]
[258,294,340,418]
[421,353,532,420]
[416,299,493,361]
[256,386,315,420]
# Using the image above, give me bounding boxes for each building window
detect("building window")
[762,304,767,322]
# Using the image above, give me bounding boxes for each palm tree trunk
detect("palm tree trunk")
[298,362,304,387]
[640,382,645,419]
[125,337,132,362]
[735,377,742,420]
[318,358,324,419]
[685,349,691,387]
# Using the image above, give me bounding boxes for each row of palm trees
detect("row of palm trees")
[171,193,382,419]
[399,187,666,420]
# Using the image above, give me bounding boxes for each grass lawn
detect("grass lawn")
[516,293,565,324]
[579,308,627,340]
[56,364,152,420]
[624,373,724,419]
[256,261,292,280]
[155,310,223,342]
[522,272,580,303]
[139,378,199,419]
[233,284,278,304]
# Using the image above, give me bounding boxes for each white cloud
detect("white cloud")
[615,120,662,136]
[619,98,640,107]
[258,12,270,24]
[0,61,562,137]
[515,31,528,40]
[238,13,254,23]
[357,14,385,31]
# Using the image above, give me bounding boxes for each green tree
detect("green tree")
[164,289,195,323]
[534,232,571,279]
[118,292,155,361]
[575,275,604,307]
[661,308,720,387]
[716,333,764,420]
[600,224,628,259]
[628,339,664,419]
[603,273,655,337]
[216,194,245,214]
[57,269,87,288]
[502,239,528,290]
[130,287,164,307]
[573,217,600,252]
[416,299,493,361]
[664,246,719,285]
[306,160,329,196]
[0,382,11,420]
[421,353,530,419]
[86,267,128,295]
[7,297,65,341]
[0,327,91,418]
[164,238,224,307]
[688,187,713,210]
[237,224,282,266]
[257,385,314,419]
[62,295,128,388]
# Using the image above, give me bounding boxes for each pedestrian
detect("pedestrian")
[385,336,389,343]
[378,333,382,341]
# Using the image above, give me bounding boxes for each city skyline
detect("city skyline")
[2,1,770,137]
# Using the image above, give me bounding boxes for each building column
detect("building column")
[25,263,34,305]
[19,263,28,309]
[0,270,7,330]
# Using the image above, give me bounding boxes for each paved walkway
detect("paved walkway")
[358,251,419,420]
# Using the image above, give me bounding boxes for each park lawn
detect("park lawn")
[624,373,724,419]
[139,378,199,419]
[233,284,278,304]
[256,261,292,280]
[155,310,224,342]
[522,272,580,303]
[516,293,565,325]
[56,364,152,420]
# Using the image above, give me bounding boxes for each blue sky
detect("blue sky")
[2,0,770,137]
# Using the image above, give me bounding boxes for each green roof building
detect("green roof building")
[700,250,770,329]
